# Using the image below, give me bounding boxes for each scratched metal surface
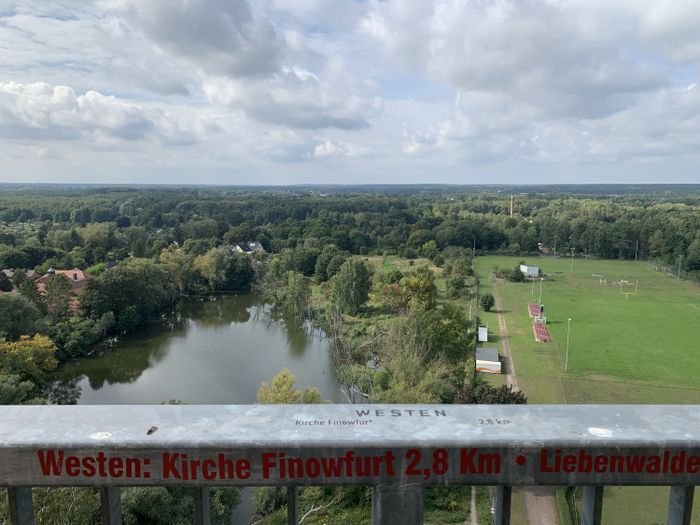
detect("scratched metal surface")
[0,404,698,486]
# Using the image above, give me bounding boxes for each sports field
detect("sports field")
[476,256,700,524]
[475,255,700,404]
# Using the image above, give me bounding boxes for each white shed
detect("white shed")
[478,326,488,343]
[475,347,501,374]
[519,264,539,278]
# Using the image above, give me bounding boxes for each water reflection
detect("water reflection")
[50,294,339,405]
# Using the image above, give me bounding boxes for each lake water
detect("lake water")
[50,293,340,405]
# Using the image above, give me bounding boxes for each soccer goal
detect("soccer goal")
[619,279,639,300]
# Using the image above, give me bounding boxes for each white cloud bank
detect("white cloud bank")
[1,0,700,183]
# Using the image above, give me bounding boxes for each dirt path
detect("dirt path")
[470,486,478,525]
[492,285,560,525]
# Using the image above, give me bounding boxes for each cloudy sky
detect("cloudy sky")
[1,0,700,184]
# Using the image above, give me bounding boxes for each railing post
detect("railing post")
[100,487,122,525]
[494,486,511,525]
[7,487,35,525]
[194,487,211,525]
[287,486,297,525]
[667,486,695,525]
[372,484,423,525]
[582,485,603,525]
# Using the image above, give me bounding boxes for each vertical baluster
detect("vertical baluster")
[100,487,122,525]
[287,486,297,525]
[194,487,211,525]
[494,486,511,525]
[372,484,424,525]
[582,485,604,525]
[7,487,35,525]
[667,486,695,525]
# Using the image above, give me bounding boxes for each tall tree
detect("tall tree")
[331,258,373,315]
[159,246,196,295]
[45,274,73,321]
[0,294,41,340]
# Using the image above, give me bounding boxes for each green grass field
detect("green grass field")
[476,255,700,404]
[476,256,700,525]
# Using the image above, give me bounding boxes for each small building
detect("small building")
[478,326,488,343]
[519,264,539,278]
[36,268,90,295]
[475,347,501,374]
[234,241,265,254]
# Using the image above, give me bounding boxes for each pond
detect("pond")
[50,293,341,405]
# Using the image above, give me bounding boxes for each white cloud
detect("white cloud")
[107,0,282,78]
[204,62,381,129]
[361,0,669,119]
[312,139,371,158]
[2,0,700,182]
[0,81,211,146]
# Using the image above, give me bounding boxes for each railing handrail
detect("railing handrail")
[1,404,699,488]
[1,404,698,525]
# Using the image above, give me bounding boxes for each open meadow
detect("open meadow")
[475,255,700,404]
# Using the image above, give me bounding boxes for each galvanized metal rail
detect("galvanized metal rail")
[0,404,698,524]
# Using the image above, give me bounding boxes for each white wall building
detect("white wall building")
[519,264,539,278]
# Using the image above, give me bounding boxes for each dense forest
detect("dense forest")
[0,184,698,523]
[1,185,698,269]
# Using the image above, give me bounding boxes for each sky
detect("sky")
[1,0,700,185]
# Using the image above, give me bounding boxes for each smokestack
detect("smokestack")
[509,194,514,216]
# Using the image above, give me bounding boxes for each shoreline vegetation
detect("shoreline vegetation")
[1,185,699,523]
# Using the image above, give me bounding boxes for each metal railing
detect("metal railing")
[0,404,698,524]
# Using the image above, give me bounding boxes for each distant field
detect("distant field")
[475,255,700,404]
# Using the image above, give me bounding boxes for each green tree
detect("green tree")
[11,269,29,289]
[281,271,311,321]
[159,246,196,295]
[81,259,175,332]
[0,272,12,292]
[686,237,700,271]
[193,249,254,291]
[421,240,439,260]
[402,265,437,310]
[454,382,526,404]
[45,274,73,321]
[85,262,107,276]
[256,368,323,404]
[314,245,343,282]
[255,369,324,517]
[0,335,58,383]
[331,259,373,315]
[18,278,45,313]
[446,274,467,298]
[0,294,41,340]
[480,293,495,312]
[49,313,115,361]
[0,372,40,404]
[121,486,239,525]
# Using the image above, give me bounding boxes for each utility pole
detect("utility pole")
[634,240,639,262]
[565,318,572,371]
[570,247,574,275]
[553,234,557,259]
[538,278,543,305]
